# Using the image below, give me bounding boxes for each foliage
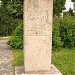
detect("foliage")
[8,15,75,49]
[12,49,24,66]
[7,0,23,19]
[53,15,75,49]
[8,21,23,49]
[63,8,75,16]
[0,0,23,36]
[12,48,75,75]
[69,8,73,14]
[53,0,66,16]
[0,12,18,36]
[0,0,66,36]
[68,8,74,16]
[52,48,75,75]
[60,15,75,48]
[1,0,75,49]
[71,0,75,2]
[52,16,62,49]
[71,0,75,10]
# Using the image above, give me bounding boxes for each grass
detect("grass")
[0,36,11,40]
[12,48,75,75]
[52,48,75,75]
[12,49,24,67]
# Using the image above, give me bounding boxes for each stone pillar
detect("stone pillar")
[23,0,62,75]
[24,0,52,72]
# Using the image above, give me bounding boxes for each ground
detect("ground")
[0,40,14,75]
[52,48,75,75]
[0,39,75,75]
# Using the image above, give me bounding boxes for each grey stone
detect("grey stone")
[0,40,14,75]
[23,0,62,75]
[24,0,52,72]
[15,65,62,75]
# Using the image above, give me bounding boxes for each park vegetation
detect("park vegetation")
[0,0,65,36]
[1,0,75,49]
[7,0,66,49]
[8,15,75,49]
[0,0,75,75]
[0,0,23,36]
[53,15,75,49]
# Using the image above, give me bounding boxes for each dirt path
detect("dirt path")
[0,40,14,75]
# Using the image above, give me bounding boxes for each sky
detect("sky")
[65,0,74,11]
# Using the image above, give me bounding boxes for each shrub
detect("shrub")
[53,15,75,49]
[60,15,75,48]
[8,20,23,49]
[8,15,75,49]
[52,16,62,49]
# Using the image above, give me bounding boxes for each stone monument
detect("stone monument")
[24,0,52,72]
[15,0,62,75]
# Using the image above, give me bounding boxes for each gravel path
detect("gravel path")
[0,40,14,75]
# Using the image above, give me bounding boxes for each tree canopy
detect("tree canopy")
[53,0,66,16]
[71,0,75,2]
[0,0,22,36]
[0,0,66,36]
[71,0,75,10]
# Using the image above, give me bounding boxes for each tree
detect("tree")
[71,0,75,10]
[69,8,74,16]
[53,0,66,16]
[7,0,23,19]
[0,0,18,36]
[71,0,75,2]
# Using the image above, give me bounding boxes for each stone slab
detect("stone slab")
[24,0,53,73]
[24,36,52,72]
[15,64,62,75]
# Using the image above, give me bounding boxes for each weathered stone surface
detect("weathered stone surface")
[23,0,62,75]
[15,65,62,75]
[24,36,52,72]
[24,0,53,73]
[24,0,53,36]
[0,40,14,75]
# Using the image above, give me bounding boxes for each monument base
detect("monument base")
[15,64,62,75]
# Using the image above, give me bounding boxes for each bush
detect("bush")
[8,20,23,49]
[8,15,75,49]
[60,15,75,48]
[52,16,62,49]
[53,15,75,49]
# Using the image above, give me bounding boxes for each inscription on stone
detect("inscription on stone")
[25,0,52,35]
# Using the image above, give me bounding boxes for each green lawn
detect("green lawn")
[0,36,11,40]
[52,48,75,75]
[12,48,75,75]
[12,50,24,67]
[0,37,8,40]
